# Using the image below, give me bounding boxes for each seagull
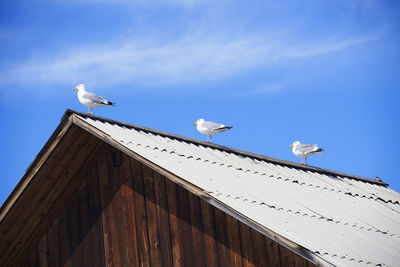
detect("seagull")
[193,118,232,143]
[73,84,115,114]
[290,141,324,165]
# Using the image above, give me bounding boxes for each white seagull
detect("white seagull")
[193,118,232,143]
[290,141,324,165]
[73,84,115,114]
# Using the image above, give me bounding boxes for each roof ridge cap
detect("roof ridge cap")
[64,109,388,187]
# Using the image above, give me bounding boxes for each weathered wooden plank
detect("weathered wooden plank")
[119,153,140,267]
[77,174,93,267]
[307,259,317,267]
[106,149,125,267]
[142,164,162,267]
[238,222,256,267]
[131,158,151,267]
[165,178,183,266]
[86,165,106,267]
[264,236,281,267]
[47,218,60,267]
[20,249,35,267]
[66,195,84,267]
[58,208,72,267]
[0,119,74,225]
[0,126,83,260]
[3,132,96,266]
[213,206,231,267]
[278,244,295,267]
[37,233,48,267]
[153,172,173,267]
[98,150,120,267]
[6,136,103,267]
[292,251,312,267]
[200,200,219,267]
[176,185,196,267]
[19,257,29,267]
[188,193,206,267]
[32,248,40,267]
[103,149,141,267]
[250,226,267,266]
[225,213,243,267]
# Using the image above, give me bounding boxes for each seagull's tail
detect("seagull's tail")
[107,101,116,106]
[215,126,233,133]
[317,148,325,153]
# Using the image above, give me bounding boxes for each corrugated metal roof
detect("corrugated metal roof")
[76,113,400,267]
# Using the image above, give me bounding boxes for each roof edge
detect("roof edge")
[63,109,388,187]
[0,112,74,220]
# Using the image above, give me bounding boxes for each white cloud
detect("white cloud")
[0,31,377,95]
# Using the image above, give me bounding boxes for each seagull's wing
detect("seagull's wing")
[82,91,109,104]
[295,144,319,154]
[202,121,226,130]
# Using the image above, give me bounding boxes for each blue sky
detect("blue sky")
[0,0,399,205]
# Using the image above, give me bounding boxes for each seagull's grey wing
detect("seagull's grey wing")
[202,121,225,130]
[82,91,108,104]
[296,144,318,153]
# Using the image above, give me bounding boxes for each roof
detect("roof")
[2,110,400,266]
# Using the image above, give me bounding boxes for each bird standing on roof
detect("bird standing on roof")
[193,118,232,144]
[73,84,115,114]
[290,141,324,165]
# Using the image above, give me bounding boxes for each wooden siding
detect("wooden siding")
[19,144,315,267]
[1,125,106,267]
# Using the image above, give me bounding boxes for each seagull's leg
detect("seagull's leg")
[301,157,303,164]
[305,157,308,166]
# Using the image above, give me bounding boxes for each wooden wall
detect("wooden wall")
[21,145,315,267]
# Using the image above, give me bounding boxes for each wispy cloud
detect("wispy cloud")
[56,0,212,8]
[0,31,377,95]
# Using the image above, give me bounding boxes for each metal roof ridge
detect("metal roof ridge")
[63,109,388,187]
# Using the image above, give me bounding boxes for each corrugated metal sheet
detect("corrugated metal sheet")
[78,115,400,267]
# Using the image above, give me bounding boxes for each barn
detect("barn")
[1,109,399,266]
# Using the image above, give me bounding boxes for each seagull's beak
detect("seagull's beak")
[289,144,294,147]
[73,87,77,90]
[193,122,197,126]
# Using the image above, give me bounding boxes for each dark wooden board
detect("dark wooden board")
[225,213,243,267]
[131,158,151,267]
[153,172,173,267]
[86,165,106,267]
[119,153,140,267]
[3,133,99,266]
[265,236,281,267]
[142,164,162,267]
[176,185,196,267]
[0,126,84,259]
[200,200,219,267]
[47,218,60,267]
[188,193,206,267]
[238,221,256,267]
[7,137,103,267]
[165,178,184,266]
[250,224,267,266]
[97,149,121,267]
[213,206,231,267]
